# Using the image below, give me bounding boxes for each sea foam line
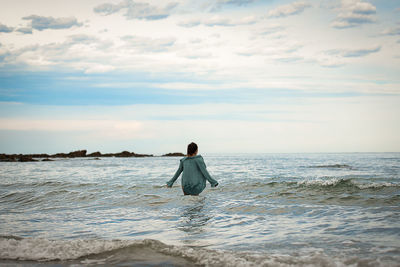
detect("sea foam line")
[0,237,398,267]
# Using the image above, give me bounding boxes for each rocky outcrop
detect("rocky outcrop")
[0,154,38,162]
[0,149,153,162]
[0,154,17,162]
[87,151,102,157]
[53,150,87,158]
[18,155,38,162]
[114,151,153,157]
[162,152,185,157]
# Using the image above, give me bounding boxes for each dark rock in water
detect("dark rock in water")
[88,157,101,160]
[52,153,68,158]
[52,150,86,158]
[134,153,153,157]
[309,164,352,169]
[115,151,135,157]
[0,154,16,162]
[29,153,51,158]
[87,151,102,157]
[18,155,38,162]
[68,150,87,158]
[1,149,153,161]
[113,151,153,157]
[162,152,185,157]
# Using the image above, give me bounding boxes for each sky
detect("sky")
[0,0,399,154]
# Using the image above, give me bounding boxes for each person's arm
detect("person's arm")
[166,160,183,187]
[197,157,218,187]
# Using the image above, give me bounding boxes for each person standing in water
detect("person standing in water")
[166,142,218,195]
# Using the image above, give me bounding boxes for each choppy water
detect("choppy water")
[0,153,399,266]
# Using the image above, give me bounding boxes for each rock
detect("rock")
[0,149,153,161]
[114,151,134,157]
[133,153,153,157]
[163,152,185,157]
[29,154,51,158]
[114,151,153,157]
[309,164,352,169]
[52,150,86,158]
[68,150,87,158]
[52,153,68,158]
[18,155,38,162]
[0,154,16,162]
[87,151,102,157]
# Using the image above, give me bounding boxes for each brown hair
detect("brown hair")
[187,142,198,156]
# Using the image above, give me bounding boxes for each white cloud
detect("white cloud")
[16,27,33,34]
[0,23,14,33]
[22,15,83,31]
[178,15,258,27]
[121,35,176,52]
[325,45,381,57]
[188,0,257,12]
[267,1,311,18]
[93,0,178,20]
[381,27,400,36]
[331,0,376,29]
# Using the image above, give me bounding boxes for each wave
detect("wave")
[233,178,399,192]
[0,236,398,267]
[296,178,399,190]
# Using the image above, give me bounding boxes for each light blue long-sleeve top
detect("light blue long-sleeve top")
[166,155,218,195]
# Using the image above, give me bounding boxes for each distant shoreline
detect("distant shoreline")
[0,150,186,162]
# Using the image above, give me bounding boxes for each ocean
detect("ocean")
[0,153,399,266]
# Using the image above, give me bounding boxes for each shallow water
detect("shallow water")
[0,153,399,266]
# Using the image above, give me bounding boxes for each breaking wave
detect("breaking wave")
[0,236,398,267]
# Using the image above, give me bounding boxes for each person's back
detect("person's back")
[166,142,218,195]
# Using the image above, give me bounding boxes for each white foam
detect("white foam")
[0,237,135,261]
[297,178,343,187]
[1,237,398,267]
[297,178,399,189]
[355,182,398,189]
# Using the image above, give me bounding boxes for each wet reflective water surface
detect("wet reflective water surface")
[0,153,399,266]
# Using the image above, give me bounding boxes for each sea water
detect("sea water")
[0,153,399,266]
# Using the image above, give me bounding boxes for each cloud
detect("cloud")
[267,1,311,18]
[16,27,33,34]
[0,23,14,33]
[381,27,400,36]
[198,0,256,11]
[249,24,286,40]
[121,35,176,52]
[218,0,255,5]
[178,15,258,27]
[331,0,376,29]
[0,33,114,71]
[257,25,285,35]
[178,19,201,27]
[22,15,83,31]
[93,0,178,20]
[326,45,381,57]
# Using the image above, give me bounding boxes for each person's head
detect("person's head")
[187,142,198,156]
